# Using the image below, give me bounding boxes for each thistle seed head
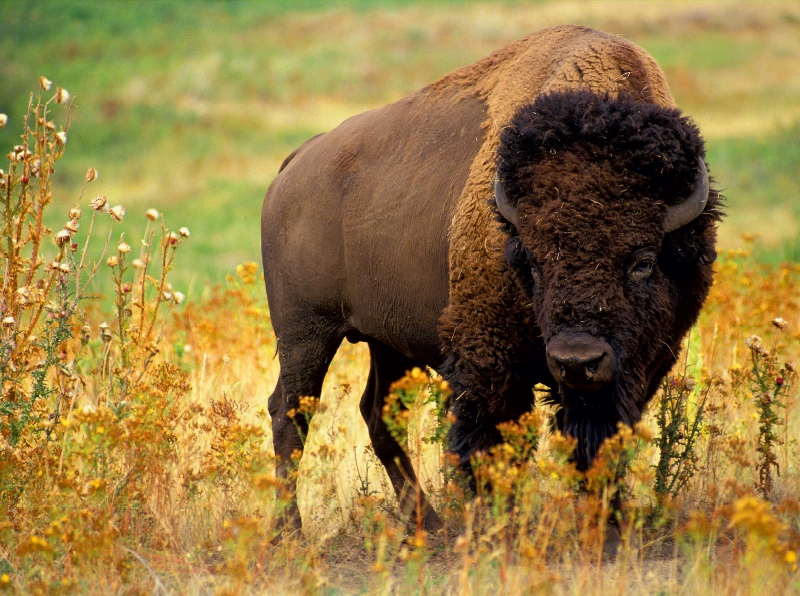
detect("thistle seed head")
[772,317,788,330]
[745,335,765,354]
[55,87,70,104]
[90,195,107,211]
[108,205,125,222]
[54,229,72,245]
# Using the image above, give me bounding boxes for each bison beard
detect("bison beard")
[560,385,637,472]
[444,90,721,479]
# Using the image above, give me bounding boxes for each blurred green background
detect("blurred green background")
[2,0,800,300]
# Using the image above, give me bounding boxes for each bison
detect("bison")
[261,25,721,532]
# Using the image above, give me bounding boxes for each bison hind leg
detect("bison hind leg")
[360,340,443,533]
[269,329,343,533]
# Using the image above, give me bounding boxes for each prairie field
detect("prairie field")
[1,1,800,594]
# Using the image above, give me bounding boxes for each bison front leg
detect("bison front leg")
[445,359,538,489]
[439,289,550,490]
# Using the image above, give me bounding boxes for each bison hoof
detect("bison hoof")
[602,521,622,560]
[405,507,443,535]
[273,503,303,537]
[422,508,444,533]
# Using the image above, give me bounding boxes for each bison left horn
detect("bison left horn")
[664,157,709,233]
[494,175,520,228]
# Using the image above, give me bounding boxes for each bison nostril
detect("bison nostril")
[586,361,599,374]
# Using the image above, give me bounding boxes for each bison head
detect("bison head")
[494,91,721,470]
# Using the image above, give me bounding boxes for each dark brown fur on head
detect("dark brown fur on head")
[495,90,722,470]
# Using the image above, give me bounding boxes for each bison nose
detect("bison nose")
[546,331,615,390]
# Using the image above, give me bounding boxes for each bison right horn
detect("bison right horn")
[494,175,520,229]
[664,157,709,233]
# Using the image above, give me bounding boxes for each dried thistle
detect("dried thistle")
[54,87,70,104]
[90,194,107,211]
[771,317,788,330]
[107,205,125,222]
[54,230,72,246]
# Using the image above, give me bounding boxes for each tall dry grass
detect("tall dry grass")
[0,81,799,595]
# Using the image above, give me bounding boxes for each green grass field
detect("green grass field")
[2,0,800,298]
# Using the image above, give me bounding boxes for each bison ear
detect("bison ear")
[495,175,520,229]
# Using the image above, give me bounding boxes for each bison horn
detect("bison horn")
[664,157,709,233]
[494,175,520,228]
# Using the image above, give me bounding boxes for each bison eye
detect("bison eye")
[525,249,543,288]
[530,264,542,287]
[628,249,657,282]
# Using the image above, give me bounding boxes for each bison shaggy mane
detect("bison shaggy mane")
[497,89,722,274]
